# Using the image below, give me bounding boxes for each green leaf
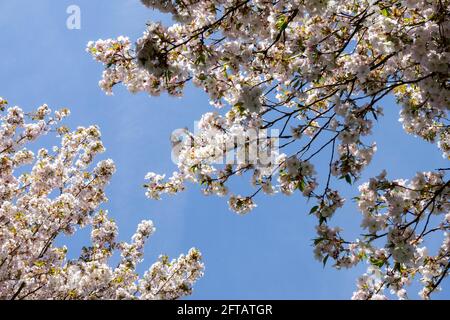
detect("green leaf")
[319,216,327,225]
[234,103,246,116]
[34,261,46,267]
[344,174,352,185]
[195,53,206,65]
[322,254,329,268]
[275,15,288,31]
[313,237,325,245]
[309,206,319,215]
[298,179,306,192]
[369,257,385,268]
[380,8,390,17]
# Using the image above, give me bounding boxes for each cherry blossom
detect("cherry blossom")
[88,0,449,299]
[0,99,204,300]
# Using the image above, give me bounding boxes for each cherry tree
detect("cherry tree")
[88,0,449,299]
[0,97,204,300]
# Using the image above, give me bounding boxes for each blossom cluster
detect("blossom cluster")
[0,99,204,300]
[145,108,281,209]
[316,170,449,300]
[349,170,449,300]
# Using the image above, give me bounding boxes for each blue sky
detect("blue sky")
[0,0,448,299]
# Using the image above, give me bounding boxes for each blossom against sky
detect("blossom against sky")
[0,0,448,299]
